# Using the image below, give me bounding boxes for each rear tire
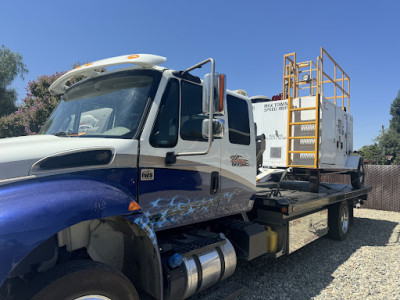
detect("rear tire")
[351,157,365,189]
[28,260,139,300]
[328,201,350,241]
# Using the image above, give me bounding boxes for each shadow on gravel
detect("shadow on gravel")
[190,216,398,300]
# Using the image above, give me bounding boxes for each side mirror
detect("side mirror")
[203,73,226,115]
[202,119,225,139]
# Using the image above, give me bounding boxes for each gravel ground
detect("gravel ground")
[190,208,400,300]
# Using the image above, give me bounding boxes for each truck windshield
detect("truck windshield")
[40,70,161,138]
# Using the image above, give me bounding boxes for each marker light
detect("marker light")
[128,201,141,211]
[128,55,140,59]
[219,74,225,112]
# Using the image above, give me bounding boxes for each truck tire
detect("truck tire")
[328,201,350,241]
[351,157,365,189]
[28,260,139,300]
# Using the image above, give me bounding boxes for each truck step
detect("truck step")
[161,231,226,257]
[175,236,225,257]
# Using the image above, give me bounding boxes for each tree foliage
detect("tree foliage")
[360,90,400,164]
[0,73,64,138]
[0,45,28,117]
[0,58,105,139]
[389,91,400,132]
[376,128,400,164]
[358,143,384,164]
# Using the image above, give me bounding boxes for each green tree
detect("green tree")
[0,72,64,138]
[380,90,400,164]
[376,128,400,164]
[0,61,100,138]
[358,143,383,164]
[389,91,400,132]
[360,90,400,165]
[0,45,28,117]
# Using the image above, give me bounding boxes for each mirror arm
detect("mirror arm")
[182,58,211,73]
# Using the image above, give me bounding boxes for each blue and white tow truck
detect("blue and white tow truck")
[0,54,371,300]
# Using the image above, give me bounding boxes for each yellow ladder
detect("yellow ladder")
[286,95,320,168]
[282,52,322,169]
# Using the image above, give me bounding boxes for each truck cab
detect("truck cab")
[42,54,256,230]
[0,54,256,299]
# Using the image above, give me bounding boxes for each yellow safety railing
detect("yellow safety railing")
[284,47,349,169]
[282,47,350,112]
[320,48,350,113]
[282,52,297,100]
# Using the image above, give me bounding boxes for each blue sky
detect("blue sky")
[1,0,399,149]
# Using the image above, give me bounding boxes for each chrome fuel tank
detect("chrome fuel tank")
[182,237,236,298]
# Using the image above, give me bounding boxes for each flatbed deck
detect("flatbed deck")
[253,181,372,257]
[255,181,372,219]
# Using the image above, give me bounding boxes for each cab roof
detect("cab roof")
[49,54,166,95]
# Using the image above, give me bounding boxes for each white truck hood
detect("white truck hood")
[0,135,138,182]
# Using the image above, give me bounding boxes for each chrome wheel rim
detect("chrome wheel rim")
[74,296,111,300]
[341,204,349,234]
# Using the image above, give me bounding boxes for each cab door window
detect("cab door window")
[180,80,207,142]
[149,79,179,147]
[227,95,251,145]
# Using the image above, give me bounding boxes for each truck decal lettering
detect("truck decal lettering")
[264,102,287,112]
[230,155,251,167]
[141,169,154,181]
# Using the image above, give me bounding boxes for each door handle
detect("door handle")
[210,171,219,195]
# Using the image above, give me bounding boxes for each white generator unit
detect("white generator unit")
[252,48,364,191]
[253,95,355,169]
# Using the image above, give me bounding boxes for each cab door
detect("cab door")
[138,76,221,230]
[218,94,256,216]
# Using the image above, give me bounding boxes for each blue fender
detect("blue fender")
[0,178,140,287]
